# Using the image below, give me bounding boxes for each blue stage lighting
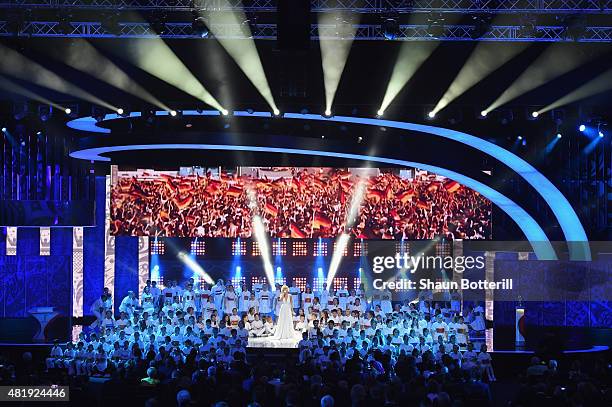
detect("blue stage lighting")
[599,131,604,138]
[1,127,6,132]
[579,124,586,132]
[556,133,562,139]
[276,266,281,273]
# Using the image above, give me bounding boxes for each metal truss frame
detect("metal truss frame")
[1,20,611,41]
[0,0,610,13]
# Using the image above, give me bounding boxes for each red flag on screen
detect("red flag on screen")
[290,223,307,238]
[416,199,430,210]
[427,183,439,192]
[313,213,332,229]
[396,189,414,203]
[264,203,279,217]
[366,188,384,202]
[226,186,243,197]
[444,180,461,193]
[174,194,193,210]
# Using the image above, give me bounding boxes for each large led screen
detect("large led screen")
[111,167,492,239]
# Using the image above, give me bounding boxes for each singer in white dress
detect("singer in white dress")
[272,285,301,341]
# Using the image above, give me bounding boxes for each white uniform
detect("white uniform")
[212,284,225,314]
[258,290,272,315]
[336,288,349,310]
[239,290,251,313]
[141,293,155,314]
[119,295,137,316]
[289,286,301,309]
[183,290,197,311]
[223,291,238,315]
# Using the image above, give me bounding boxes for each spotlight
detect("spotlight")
[170,110,177,117]
[192,15,209,38]
[517,135,523,140]
[579,124,586,132]
[117,108,124,115]
[427,111,436,119]
[556,133,562,139]
[1,127,6,132]
[276,267,281,273]
[273,108,281,117]
[65,108,71,115]
[599,131,604,138]
[324,109,332,117]
[376,108,384,117]
[480,110,488,118]
[36,131,41,136]
[531,111,539,118]
[382,17,399,40]
[38,105,53,122]
[221,109,229,116]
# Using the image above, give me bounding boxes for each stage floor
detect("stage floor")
[247,336,301,349]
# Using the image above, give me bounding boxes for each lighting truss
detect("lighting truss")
[1,21,611,42]
[0,0,610,13]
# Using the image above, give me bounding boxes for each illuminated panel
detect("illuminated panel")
[137,236,149,297]
[333,241,348,256]
[251,276,267,289]
[436,241,452,257]
[292,241,307,256]
[72,227,84,317]
[190,240,206,255]
[396,241,410,255]
[353,241,368,257]
[313,241,328,256]
[274,277,287,286]
[333,277,348,291]
[232,240,247,255]
[150,240,165,255]
[293,277,307,292]
[313,277,326,293]
[272,240,287,256]
[353,278,361,290]
[231,276,246,288]
[252,241,261,256]
[40,227,51,256]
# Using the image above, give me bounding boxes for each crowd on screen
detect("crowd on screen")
[48,278,493,382]
[110,168,492,240]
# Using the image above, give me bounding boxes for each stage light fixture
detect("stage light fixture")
[221,109,229,116]
[170,110,177,117]
[428,111,436,119]
[192,15,209,38]
[531,111,539,118]
[1,127,6,132]
[117,108,124,115]
[38,105,53,122]
[517,135,523,140]
[65,108,72,115]
[579,124,586,132]
[273,109,281,117]
[480,110,488,118]
[382,17,399,40]
[376,109,384,117]
[324,109,332,117]
[599,131,604,138]
[556,133,562,139]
